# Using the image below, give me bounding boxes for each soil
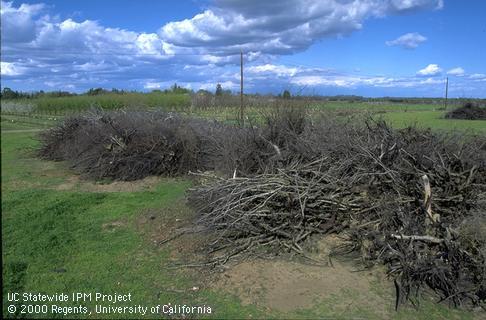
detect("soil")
[134,210,393,314]
[211,236,392,314]
[56,175,162,192]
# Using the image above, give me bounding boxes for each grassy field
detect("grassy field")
[380,110,486,132]
[2,92,191,115]
[3,95,485,132]
[2,113,484,319]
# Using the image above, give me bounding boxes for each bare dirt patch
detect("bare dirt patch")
[55,175,163,192]
[134,205,207,256]
[134,207,394,316]
[211,236,392,315]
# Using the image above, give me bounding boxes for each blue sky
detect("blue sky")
[1,0,485,97]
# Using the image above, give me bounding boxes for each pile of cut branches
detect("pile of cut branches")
[446,102,486,120]
[38,110,210,180]
[38,107,310,180]
[189,121,486,309]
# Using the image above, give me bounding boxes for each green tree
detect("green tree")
[86,88,107,96]
[215,83,223,96]
[170,83,191,94]
[282,90,291,99]
[1,87,19,99]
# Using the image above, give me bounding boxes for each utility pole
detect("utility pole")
[240,50,244,126]
[444,77,449,110]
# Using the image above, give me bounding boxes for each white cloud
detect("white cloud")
[417,64,442,76]
[0,0,44,43]
[288,68,450,89]
[74,61,111,72]
[159,0,443,55]
[247,64,299,77]
[386,32,427,49]
[420,77,443,85]
[388,0,443,11]
[144,82,162,89]
[469,73,486,79]
[1,61,25,76]
[198,80,238,91]
[446,67,465,76]
[290,74,395,88]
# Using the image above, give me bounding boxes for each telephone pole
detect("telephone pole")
[240,50,244,126]
[444,77,449,110]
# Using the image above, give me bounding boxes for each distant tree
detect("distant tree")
[282,90,291,99]
[111,88,125,94]
[170,83,191,94]
[215,83,223,96]
[1,87,19,99]
[197,89,212,96]
[46,90,73,97]
[86,88,107,96]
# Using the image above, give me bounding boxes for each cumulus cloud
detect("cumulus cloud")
[159,0,443,55]
[417,64,442,76]
[247,64,299,77]
[386,32,427,49]
[447,67,465,76]
[0,0,45,43]
[1,61,26,76]
[289,72,445,89]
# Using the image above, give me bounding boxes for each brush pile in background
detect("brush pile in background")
[38,106,316,179]
[39,107,486,309]
[446,102,486,120]
[39,111,206,180]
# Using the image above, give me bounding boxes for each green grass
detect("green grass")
[2,118,483,319]
[310,101,444,112]
[2,128,268,319]
[379,110,486,132]
[1,114,60,130]
[2,92,191,115]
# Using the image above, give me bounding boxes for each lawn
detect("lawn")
[1,117,484,319]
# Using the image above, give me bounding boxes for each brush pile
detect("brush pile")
[38,107,311,180]
[39,108,486,308]
[38,110,209,180]
[446,102,486,120]
[190,121,486,309]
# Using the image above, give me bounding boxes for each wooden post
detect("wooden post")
[240,50,244,126]
[444,77,449,110]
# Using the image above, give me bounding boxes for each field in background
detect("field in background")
[1,92,190,115]
[2,93,485,132]
[3,115,483,319]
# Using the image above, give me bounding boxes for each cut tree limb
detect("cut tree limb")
[422,175,441,229]
[391,233,444,244]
